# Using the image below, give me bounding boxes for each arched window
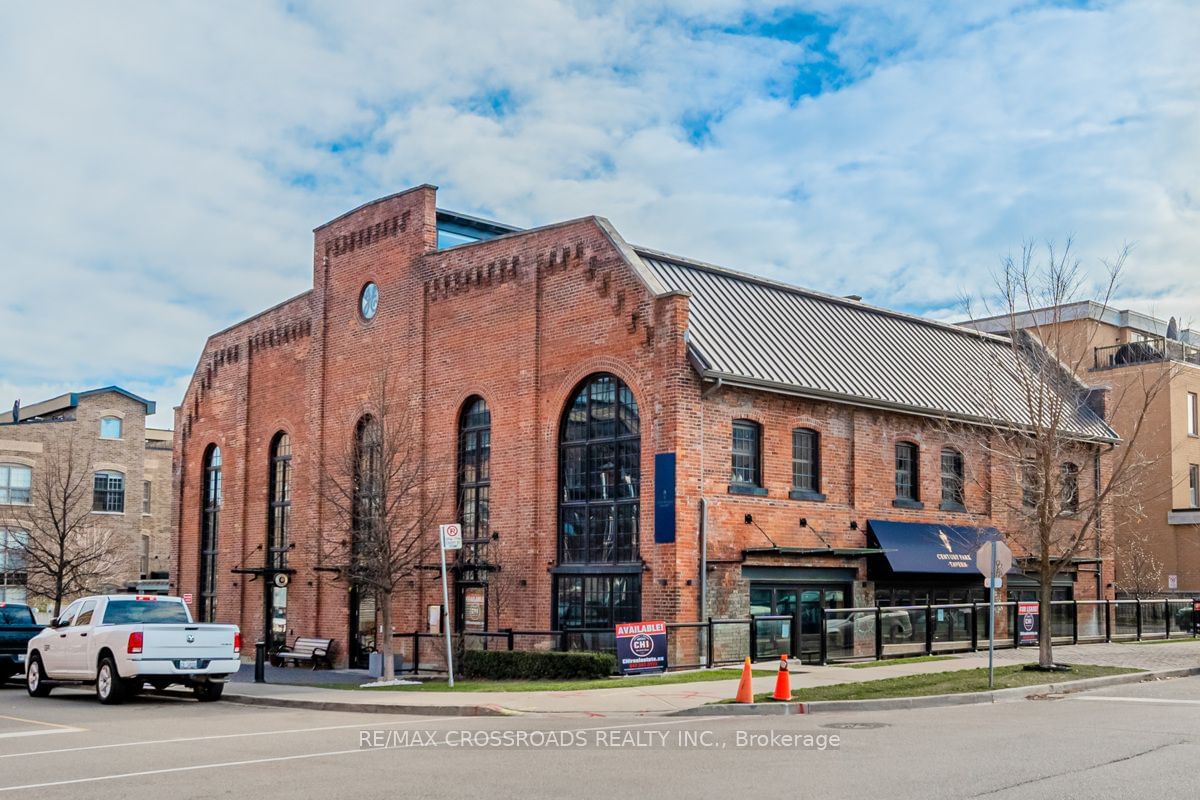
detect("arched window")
[940,447,965,510]
[268,433,291,569]
[895,442,920,503]
[199,445,221,622]
[93,470,125,513]
[1060,462,1080,514]
[99,416,122,439]
[791,428,821,498]
[556,374,641,632]
[458,398,491,559]
[353,416,382,537]
[730,419,764,493]
[349,416,381,668]
[267,432,292,649]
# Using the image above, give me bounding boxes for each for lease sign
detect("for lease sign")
[615,620,667,675]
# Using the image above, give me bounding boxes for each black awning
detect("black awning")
[867,520,1014,576]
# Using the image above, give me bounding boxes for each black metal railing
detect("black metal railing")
[389,598,1200,673]
[1094,337,1200,370]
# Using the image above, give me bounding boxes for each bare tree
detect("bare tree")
[483,532,519,631]
[1114,530,1163,600]
[14,439,126,614]
[318,374,441,681]
[960,241,1171,668]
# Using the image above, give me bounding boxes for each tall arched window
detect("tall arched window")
[353,416,382,537]
[266,432,291,649]
[556,374,641,632]
[198,445,221,622]
[268,433,292,567]
[349,416,381,668]
[458,398,491,559]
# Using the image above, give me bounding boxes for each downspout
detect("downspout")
[700,497,708,666]
[1094,447,1107,599]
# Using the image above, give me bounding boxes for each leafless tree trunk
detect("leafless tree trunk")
[959,241,1172,668]
[485,532,519,631]
[318,373,440,681]
[13,439,125,615]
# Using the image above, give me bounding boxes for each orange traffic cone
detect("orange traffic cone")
[772,654,792,701]
[734,657,755,703]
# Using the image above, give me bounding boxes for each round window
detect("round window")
[360,282,379,321]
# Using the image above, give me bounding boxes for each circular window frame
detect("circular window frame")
[359,282,379,322]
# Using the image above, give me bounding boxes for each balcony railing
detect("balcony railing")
[1094,336,1200,370]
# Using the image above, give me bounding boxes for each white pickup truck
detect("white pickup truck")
[25,594,241,704]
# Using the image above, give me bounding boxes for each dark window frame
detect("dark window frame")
[198,445,221,623]
[555,373,642,630]
[894,442,922,508]
[940,447,966,511]
[790,428,825,501]
[268,432,292,571]
[730,419,765,495]
[1060,462,1080,515]
[93,470,125,513]
[457,398,492,575]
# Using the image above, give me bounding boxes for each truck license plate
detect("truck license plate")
[178,660,198,670]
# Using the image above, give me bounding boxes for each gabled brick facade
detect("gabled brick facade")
[174,185,1114,667]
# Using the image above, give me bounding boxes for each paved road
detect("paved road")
[1,674,1198,799]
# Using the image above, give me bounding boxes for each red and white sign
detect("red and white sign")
[182,593,193,604]
[439,523,463,551]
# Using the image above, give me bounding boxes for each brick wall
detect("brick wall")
[173,184,1116,666]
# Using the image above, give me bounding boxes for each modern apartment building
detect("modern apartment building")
[969,302,1200,595]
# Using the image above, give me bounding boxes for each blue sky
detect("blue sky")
[2,0,1197,427]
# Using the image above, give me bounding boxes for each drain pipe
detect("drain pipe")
[700,497,709,666]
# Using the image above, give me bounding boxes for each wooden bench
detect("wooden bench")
[270,637,335,670]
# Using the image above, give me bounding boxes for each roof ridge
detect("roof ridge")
[632,245,1012,346]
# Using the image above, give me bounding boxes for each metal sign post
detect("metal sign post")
[988,540,996,689]
[438,523,462,687]
[975,539,1013,690]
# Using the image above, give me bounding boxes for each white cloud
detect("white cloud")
[1,0,1197,428]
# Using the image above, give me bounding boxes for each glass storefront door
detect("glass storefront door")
[751,584,848,663]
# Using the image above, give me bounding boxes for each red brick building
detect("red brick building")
[173,184,1117,667]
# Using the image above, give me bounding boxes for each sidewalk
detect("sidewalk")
[222,640,1200,717]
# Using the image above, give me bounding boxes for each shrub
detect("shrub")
[460,649,616,681]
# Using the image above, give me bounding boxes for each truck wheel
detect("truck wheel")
[193,682,224,702]
[26,655,52,698]
[96,657,125,705]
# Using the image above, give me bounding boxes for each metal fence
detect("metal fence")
[392,598,1200,673]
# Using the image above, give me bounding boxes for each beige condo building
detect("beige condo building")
[969,303,1200,596]
[0,387,173,607]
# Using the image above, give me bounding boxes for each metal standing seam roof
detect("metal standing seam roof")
[636,249,1117,441]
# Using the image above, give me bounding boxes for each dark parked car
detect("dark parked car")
[0,603,43,684]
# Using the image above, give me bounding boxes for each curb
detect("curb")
[220,691,516,717]
[668,666,1200,717]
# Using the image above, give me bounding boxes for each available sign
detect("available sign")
[1017,601,1039,645]
[615,620,667,675]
